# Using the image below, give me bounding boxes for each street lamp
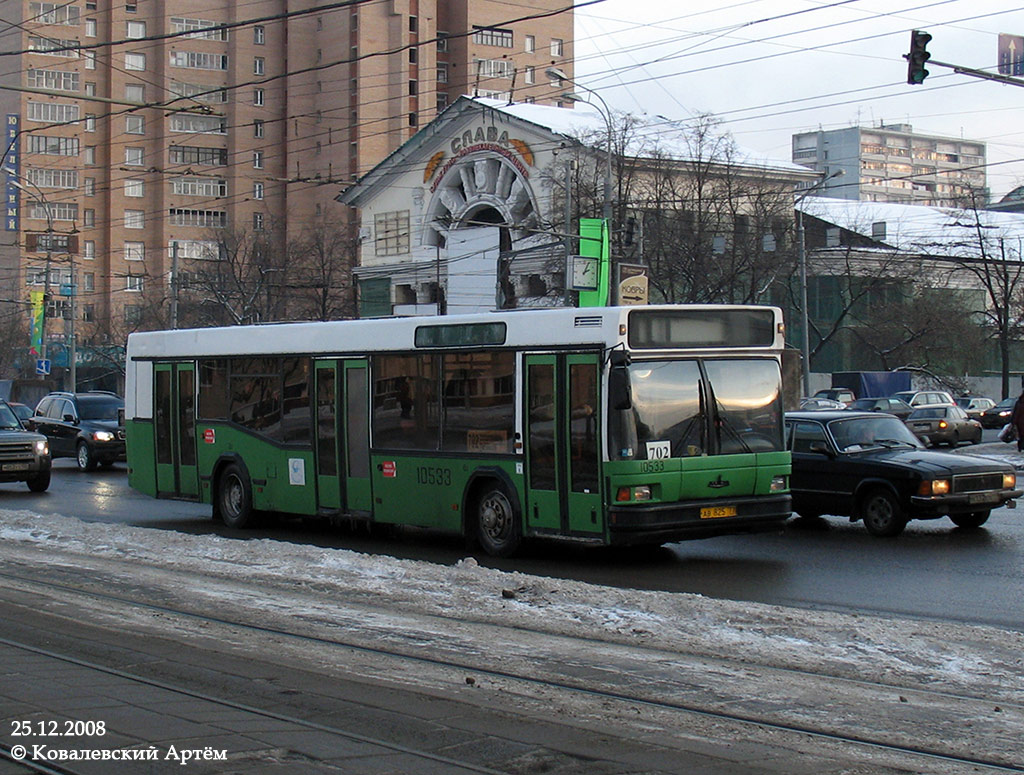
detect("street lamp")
[795,169,844,397]
[545,67,613,223]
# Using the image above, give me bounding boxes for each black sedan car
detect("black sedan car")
[979,397,1016,429]
[846,397,914,420]
[785,411,1020,537]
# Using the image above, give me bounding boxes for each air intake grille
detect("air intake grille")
[952,473,1004,493]
[574,316,602,328]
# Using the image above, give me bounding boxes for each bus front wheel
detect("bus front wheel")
[217,464,254,529]
[475,483,521,557]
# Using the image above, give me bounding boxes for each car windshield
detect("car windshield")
[892,391,914,403]
[909,407,947,419]
[848,399,879,410]
[0,404,23,430]
[76,396,123,421]
[608,357,784,459]
[828,416,922,452]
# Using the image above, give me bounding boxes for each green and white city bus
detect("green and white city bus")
[125,305,791,556]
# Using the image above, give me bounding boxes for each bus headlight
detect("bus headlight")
[770,475,787,493]
[93,431,115,442]
[616,486,652,502]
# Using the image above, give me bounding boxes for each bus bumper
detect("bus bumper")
[607,494,791,546]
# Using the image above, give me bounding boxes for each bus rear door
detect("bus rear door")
[154,362,198,498]
[524,354,603,537]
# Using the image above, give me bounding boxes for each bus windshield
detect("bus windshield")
[609,358,783,460]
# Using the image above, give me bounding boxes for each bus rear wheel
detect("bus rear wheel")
[475,483,521,557]
[217,463,254,529]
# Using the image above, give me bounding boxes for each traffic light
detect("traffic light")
[906,29,932,85]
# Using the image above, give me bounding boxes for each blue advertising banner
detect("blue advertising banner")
[4,113,20,232]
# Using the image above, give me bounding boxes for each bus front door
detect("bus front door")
[314,361,341,511]
[342,361,372,513]
[524,354,603,537]
[154,362,198,498]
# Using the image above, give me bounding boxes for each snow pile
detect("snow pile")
[1,507,1022,704]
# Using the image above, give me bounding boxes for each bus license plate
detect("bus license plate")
[700,505,736,519]
[2,463,30,472]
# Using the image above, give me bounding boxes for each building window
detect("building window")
[437,32,448,53]
[83,208,94,226]
[124,52,146,70]
[525,66,535,84]
[28,3,80,25]
[125,275,144,293]
[253,56,264,75]
[26,69,79,92]
[409,15,417,33]
[126,20,145,38]
[83,146,95,164]
[169,114,226,134]
[253,182,264,200]
[436,92,449,112]
[28,135,80,155]
[125,0,137,13]
[171,17,227,40]
[169,145,227,166]
[472,26,513,48]
[85,18,96,36]
[437,64,448,84]
[125,147,144,165]
[253,120,264,138]
[84,81,96,96]
[25,168,78,189]
[474,59,514,79]
[409,47,417,64]
[551,38,563,56]
[124,210,144,229]
[171,177,227,197]
[124,241,144,261]
[27,101,80,123]
[408,112,417,127]
[374,211,410,256]
[83,272,94,291]
[84,113,96,131]
[254,88,264,106]
[408,79,417,96]
[169,209,227,228]
[169,240,219,260]
[253,151,263,169]
[253,212,264,230]
[83,177,95,195]
[125,115,144,134]
[525,34,535,53]
[125,83,144,102]
[124,179,143,197]
[28,36,79,57]
[83,240,95,260]
[170,51,228,70]
[254,25,264,44]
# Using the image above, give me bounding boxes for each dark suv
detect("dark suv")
[30,391,126,471]
[0,400,51,491]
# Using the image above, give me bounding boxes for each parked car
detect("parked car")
[7,402,33,423]
[979,397,1016,429]
[0,400,51,492]
[785,410,1020,536]
[31,391,126,471]
[890,390,955,407]
[812,388,856,406]
[799,397,846,411]
[846,397,914,420]
[955,396,996,419]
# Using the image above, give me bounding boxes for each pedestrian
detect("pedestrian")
[1011,389,1024,452]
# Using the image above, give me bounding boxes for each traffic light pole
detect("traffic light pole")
[926,59,1024,89]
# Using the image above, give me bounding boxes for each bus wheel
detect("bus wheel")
[218,464,254,529]
[476,483,521,557]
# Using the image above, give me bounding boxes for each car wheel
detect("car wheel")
[26,471,50,492]
[217,463,254,528]
[76,442,97,471]
[475,481,521,557]
[860,488,907,537]
[950,510,990,529]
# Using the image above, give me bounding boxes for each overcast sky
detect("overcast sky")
[573,0,1024,199]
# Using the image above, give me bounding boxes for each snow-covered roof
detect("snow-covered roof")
[472,97,810,176]
[798,196,1024,258]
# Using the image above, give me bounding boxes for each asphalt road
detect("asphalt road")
[3,429,1022,633]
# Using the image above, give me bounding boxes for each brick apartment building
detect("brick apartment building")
[0,0,573,386]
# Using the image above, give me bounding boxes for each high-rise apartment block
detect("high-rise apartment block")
[1,0,572,386]
[792,124,987,206]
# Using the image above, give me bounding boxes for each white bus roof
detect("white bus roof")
[126,305,782,360]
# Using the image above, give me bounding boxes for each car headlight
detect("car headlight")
[34,439,48,456]
[92,431,115,442]
[1004,473,1016,489]
[917,479,950,496]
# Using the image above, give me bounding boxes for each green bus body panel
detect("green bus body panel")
[127,420,157,496]
[196,426,318,515]
[604,451,790,504]
[369,454,522,531]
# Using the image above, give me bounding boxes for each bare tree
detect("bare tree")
[284,217,359,321]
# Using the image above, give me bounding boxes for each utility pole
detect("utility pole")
[170,240,179,328]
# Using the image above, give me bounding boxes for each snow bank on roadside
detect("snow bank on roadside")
[1,508,1022,701]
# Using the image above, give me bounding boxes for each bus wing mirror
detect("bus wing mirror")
[609,367,632,411]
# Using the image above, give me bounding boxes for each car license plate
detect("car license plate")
[969,492,997,504]
[700,505,737,519]
[2,463,30,472]
[913,423,930,429]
